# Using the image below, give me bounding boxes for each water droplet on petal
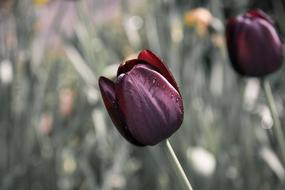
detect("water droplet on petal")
[152,78,156,84]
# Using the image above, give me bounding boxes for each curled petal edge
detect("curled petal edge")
[98,77,144,146]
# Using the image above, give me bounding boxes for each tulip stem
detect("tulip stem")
[262,79,285,166]
[165,139,194,190]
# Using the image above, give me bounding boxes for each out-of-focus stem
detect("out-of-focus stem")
[164,139,194,190]
[262,79,285,166]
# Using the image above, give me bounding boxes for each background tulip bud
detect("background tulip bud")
[226,9,283,77]
[99,50,184,146]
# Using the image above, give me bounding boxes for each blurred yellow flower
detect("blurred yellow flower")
[33,0,49,5]
[184,8,213,37]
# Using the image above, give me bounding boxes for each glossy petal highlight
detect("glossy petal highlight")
[138,50,180,93]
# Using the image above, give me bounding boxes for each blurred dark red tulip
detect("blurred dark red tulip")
[226,9,283,77]
[99,50,183,146]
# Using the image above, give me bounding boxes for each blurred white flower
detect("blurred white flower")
[258,105,273,129]
[243,79,260,110]
[187,147,216,177]
[0,59,13,84]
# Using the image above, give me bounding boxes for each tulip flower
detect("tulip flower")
[98,50,184,146]
[226,9,283,77]
[226,10,285,167]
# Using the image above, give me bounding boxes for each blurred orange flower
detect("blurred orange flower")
[184,8,213,37]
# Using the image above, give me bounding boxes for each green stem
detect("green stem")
[262,79,285,166]
[164,139,194,190]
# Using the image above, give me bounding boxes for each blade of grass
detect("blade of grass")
[262,79,285,166]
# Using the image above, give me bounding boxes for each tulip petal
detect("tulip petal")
[98,77,143,146]
[138,50,180,93]
[115,64,184,145]
[247,9,274,25]
[239,20,282,76]
[117,59,145,76]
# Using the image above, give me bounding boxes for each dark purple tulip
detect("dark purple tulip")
[226,9,283,77]
[99,50,184,146]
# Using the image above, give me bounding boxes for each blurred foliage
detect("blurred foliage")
[0,0,285,190]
